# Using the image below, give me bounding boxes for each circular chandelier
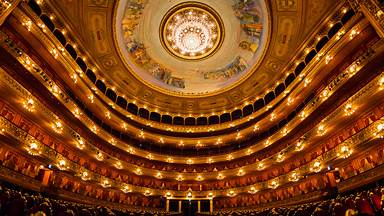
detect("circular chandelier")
[160,2,224,61]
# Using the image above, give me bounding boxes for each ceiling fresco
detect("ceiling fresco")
[118,0,268,94]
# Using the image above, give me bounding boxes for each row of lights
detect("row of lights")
[15,33,356,170]
[19,118,384,198]
[18,85,375,181]
[15,28,384,179]
[19,4,358,156]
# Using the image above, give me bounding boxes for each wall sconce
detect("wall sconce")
[349,29,360,40]
[135,168,143,175]
[295,139,304,151]
[325,55,333,64]
[114,161,123,169]
[344,103,356,116]
[81,171,90,181]
[247,149,253,155]
[226,154,233,161]
[23,98,35,112]
[155,172,163,179]
[144,190,152,196]
[96,152,104,161]
[52,121,63,133]
[317,124,326,136]
[237,169,245,176]
[311,161,322,173]
[289,172,300,182]
[73,108,82,118]
[57,159,68,170]
[121,185,131,193]
[186,190,193,199]
[257,162,265,171]
[217,173,224,180]
[374,123,384,138]
[196,175,203,181]
[227,190,236,197]
[248,187,258,194]
[337,145,353,158]
[379,77,384,90]
[276,153,285,162]
[101,179,111,188]
[269,180,279,189]
[76,139,85,149]
[26,142,41,156]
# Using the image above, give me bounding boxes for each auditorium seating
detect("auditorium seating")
[198,182,384,216]
[0,181,175,216]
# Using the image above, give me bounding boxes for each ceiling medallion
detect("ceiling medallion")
[160,2,224,61]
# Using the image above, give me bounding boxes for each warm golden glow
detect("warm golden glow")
[76,139,85,149]
[317,124,326,136]
[344,103,355,116]
[289,172,299,182]
[23,98,35,112]
[96,152,104,161]
[57,159,68,170]
[226,154,233,161]
[248,187,258,194]
[276,153,285,162]
[257,162,265,171]
[311,161,322,173]
[269,180,279,189]
[135,168,143,175]
[26,142,41,156]
[155,172,163,179]
[101,179,111,188]
[196,175,203,181]
[379,77,384,90]
[237,169,245,176]
[295,139,304,151]
[121,185,131,193]
[144,190,152,196]
[81,171,90,181]
[325,55,333,64]
[337,145,353,158]
[217,173,224,180]
[227,190,235,197]
[52,121,63,133]
[376,123,384,138]
[160,2,224,60]
[115,161,123,169]
[166,157,174,163]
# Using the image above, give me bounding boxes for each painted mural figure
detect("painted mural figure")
[122,0,186,89]
[121,0,263,90]
[202,56,248,81]
[233,0,262,53]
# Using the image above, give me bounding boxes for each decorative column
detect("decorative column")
[197,201,201,213]
[0,0,21,26]
[166,199,169,212]
[178,200,182,213]
[210,199,213,214]
[348,0,384,37]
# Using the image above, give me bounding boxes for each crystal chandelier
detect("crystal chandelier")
[160,2,224,60]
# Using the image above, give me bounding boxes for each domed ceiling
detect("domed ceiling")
[47,0,336,116]
[116,0,268,95]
